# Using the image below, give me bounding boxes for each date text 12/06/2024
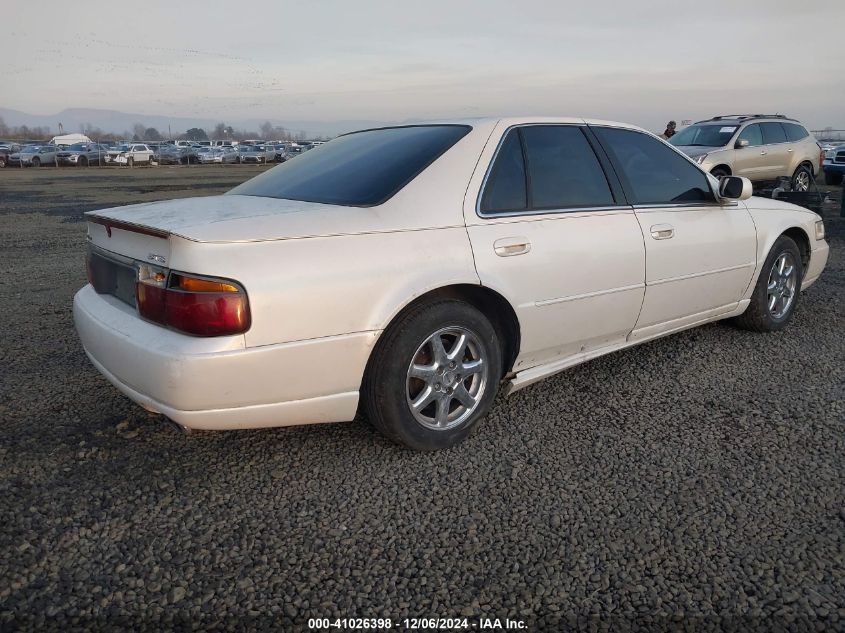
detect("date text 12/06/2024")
[307,617,527,630]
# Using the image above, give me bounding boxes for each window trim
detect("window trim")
[476,123,627,219]
[589,125,719,208]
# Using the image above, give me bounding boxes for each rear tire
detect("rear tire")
[824,171,843,186]
[31,157,40,168]
[79,157,88,167]
[733,236,802,332]
[363,299,502,450]
[791,165,812,192]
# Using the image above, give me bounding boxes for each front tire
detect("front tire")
[711,167,729,179]
[363,299,502,450]
[31,157,40,168]
[734,236,802,332]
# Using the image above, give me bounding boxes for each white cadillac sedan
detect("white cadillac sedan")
[74,118,829,450]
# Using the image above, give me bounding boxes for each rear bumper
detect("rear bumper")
[73,284,376,430]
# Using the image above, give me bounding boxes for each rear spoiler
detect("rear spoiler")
[87,215,168,239]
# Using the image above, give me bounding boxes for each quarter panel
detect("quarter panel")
[169,228,481,348]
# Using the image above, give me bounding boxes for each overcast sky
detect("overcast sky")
[3,0,844,132]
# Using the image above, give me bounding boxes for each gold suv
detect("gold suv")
[670,115,823,191]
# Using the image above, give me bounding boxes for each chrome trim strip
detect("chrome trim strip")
[650,262,755,286]
[633,202,732,210]
[478,205,632,220]
[535,283,644,307]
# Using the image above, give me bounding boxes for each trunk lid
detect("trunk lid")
[85,194,391,245]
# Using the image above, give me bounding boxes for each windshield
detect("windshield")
[68,143,88,151]
[669,124,738,147]
[228,125,471,206]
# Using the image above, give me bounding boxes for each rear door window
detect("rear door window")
[594,126,713,205]
[520,126,614,210]
[760,123,788,145]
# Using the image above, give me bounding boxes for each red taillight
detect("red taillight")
[136,271,250,337]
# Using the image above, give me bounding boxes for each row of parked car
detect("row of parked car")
[0,139,323,168]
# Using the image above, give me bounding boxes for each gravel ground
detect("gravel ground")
[1,167,843,632]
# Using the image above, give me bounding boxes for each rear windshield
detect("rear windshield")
[228,124,472,206]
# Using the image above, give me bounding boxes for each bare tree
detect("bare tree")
[143,127,163,141]
[132,123,146,142]
[212,123,229,140]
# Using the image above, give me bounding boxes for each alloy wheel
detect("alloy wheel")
[405,326,488,430]
[767,252,798,319]
[793,170,810,192]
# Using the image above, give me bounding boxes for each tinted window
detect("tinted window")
[760,122,788,144]
[480,130,527,213]
[737,124,763,147]
[595,127,713,205]
[783,122,809,142]
[521,126,613,209]
[229,125,471,206]
[669,123,738,148]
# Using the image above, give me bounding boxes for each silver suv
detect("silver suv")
[670,114,823,191]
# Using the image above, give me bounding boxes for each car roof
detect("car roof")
[342,116,649,136]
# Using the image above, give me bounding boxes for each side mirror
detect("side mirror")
[735,138,749,149]
[719,176,752,201]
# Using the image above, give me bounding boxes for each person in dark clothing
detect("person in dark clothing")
[660,121,677,139]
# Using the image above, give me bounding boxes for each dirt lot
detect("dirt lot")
[1,166,843,631]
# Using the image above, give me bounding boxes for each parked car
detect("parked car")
[0,141,22,154]
[198,146,239,164]
[9,144,59,167]
[237,144,275,164]
[152,144,185,165]
[111,144,154,166]
[57,143,111,167]
[73,118,829,449]
[271,143,292,162]
[821,144,845,185]
[670,115,823,191]
[0,146,11,168]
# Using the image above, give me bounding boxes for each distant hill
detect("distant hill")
[0,107,388,138]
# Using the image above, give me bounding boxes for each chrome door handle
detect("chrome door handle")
[650,224,674,240]
[760,151,767,155]
[787,148,794,152]
[493,237,531,257]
